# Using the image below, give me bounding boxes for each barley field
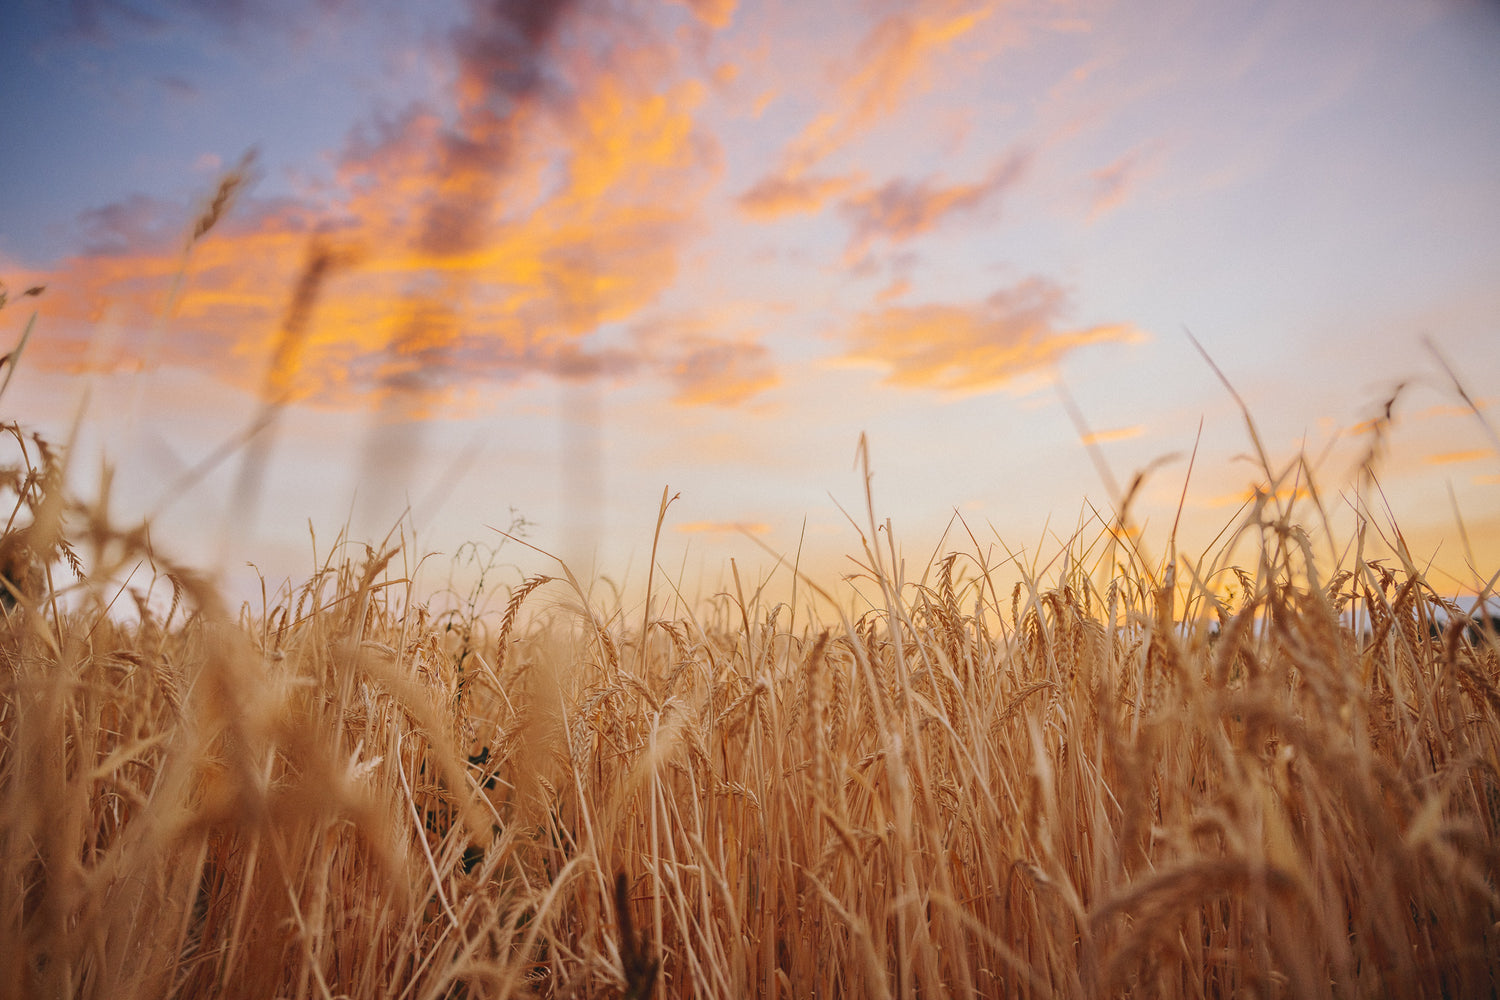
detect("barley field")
[1,416,1497,1000]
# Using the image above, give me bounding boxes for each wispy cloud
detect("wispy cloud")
[875,276,912,303]
[1080,425,1145,446]
[156,75,199,100]
[1417,400,1496,418]
[1428,449,1495,465]
[1204,485,1311,509]
[737,171,861,220]
[75,194,193,257]
[1087,143,1161,220]
[840,150,1028,260]
[739,2,995,217]
[791,3,994,169]
[661,337,778,407]
[632,313,779,407]
[843,277,1144,394]
[676,520,772,535]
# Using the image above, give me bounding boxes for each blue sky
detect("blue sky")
[2,0,1498,611]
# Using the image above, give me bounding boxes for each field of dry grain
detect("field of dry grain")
[2,416,1498,999]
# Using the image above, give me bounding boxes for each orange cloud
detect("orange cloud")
[1428,449,1495,465]
[876,276,912,303]
[662,336,778,407]
[672,0,736,29]
[1088,153,1135,219]
[1081,425,1145,446]
[740,3,995,216]
[1204,485,1312,509]
[1083,141,1166,221]
[792,3,994,170]
[23,11,734,415]
[737,171,861,220]
[632,313,779,407]
[29,198,331,381]
[750,88,777,119]
[844,277,1144,394]
[676,521,772,535]
[1417,400,1496,418]
[841,151,1028,259]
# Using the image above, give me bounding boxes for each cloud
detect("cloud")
[676,521,772,535]
[27,193,334,376]
[75,195,190,257]
[1086,143,1161,220]
[1416,400,1496,418]
[1428,449,1495,465]
[1081,425,1145,446]
[738,2,995,217]
[661,337,778,407]
[36,0,602,404]
[157,75,199,100]
[840,150,1028,259]
[737,171,861,220]
[876,276,912,303]
[432,0,587,197]
[671,0,736,29]
[632,313,780,407]
[795,3,994,169]
[1204,485,1311,509]
[843,277,1145,394]
[23,1,746,414]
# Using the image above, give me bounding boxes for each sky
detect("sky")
[1,0,1498,615]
